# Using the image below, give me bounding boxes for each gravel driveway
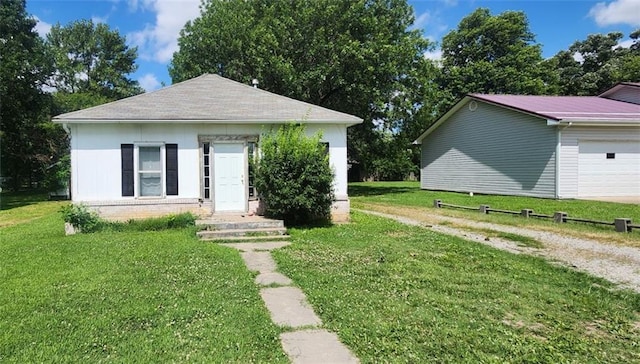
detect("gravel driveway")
[358,208,640,293]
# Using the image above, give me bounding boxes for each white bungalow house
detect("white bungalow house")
[415,83,640,200]
[54,74,362,221]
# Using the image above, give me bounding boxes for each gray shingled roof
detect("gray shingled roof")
[53,74,363,125]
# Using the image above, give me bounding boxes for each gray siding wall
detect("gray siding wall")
[420,101,557,198]
[603,86,640,105]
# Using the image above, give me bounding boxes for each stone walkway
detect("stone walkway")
[221,241,359,364]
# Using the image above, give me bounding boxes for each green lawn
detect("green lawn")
[4,190,640,362]
[350,181,640,244]
[0,201,287,363]
[274,211,640,363]
[350,181,640,222]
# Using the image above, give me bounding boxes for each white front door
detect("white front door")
[213,143,246,212]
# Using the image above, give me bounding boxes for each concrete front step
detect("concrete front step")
[197,233,291,242]
[196,217,285,231]
[197,226,287,238]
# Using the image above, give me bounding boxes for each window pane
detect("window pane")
[140,172,162,196]
[139,146,161,171]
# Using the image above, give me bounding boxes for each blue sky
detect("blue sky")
[27,0,640,92]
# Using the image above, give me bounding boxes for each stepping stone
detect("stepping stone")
[256,272,292,286]
[240,251,277,273]
[280,329,360,364]
[260,287,322,328]
[222,241,291,251]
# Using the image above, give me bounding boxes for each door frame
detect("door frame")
[198,135,258,213]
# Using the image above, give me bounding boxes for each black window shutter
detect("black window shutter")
[121,144,134,196]
[166,144,178,195]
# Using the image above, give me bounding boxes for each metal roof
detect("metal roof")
[53,74,363,125]
[470,94,640,122]
[414,91,640,144]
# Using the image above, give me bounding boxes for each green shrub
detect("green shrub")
[60,205,196,234]
[60,203,101,232]
[255,124,335,226]
[115,213,197,232]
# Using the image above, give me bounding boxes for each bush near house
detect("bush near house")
[60,203,196,233]
[255,124,334,226]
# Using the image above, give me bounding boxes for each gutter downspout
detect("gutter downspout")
[554,121,572,199]
[62,123,73,201]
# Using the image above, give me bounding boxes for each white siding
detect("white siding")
[558,126,640,198]
[307,124,349,199]
[421,101,557,198]
[69,123,350,203]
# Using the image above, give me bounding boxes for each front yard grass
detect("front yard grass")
[350,181,640,246]
[274,211,640,363]
[0,202,287,363]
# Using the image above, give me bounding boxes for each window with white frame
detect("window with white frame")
[138,146,162,197]
[121,143,178,198]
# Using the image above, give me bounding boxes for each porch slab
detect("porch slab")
[280,329,360,364]
[260,286,322,328]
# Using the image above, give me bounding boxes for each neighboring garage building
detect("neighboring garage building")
[415,83,640,199]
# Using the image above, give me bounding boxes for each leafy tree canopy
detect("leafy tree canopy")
[45,19,143,100]
[170,0,433,179]
[549,30,640,95]
[438,8,548,108]
[0,0,53,189]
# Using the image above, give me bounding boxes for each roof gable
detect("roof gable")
[414,93,640,144]
[53,74,363,125]
[599,82,640,105]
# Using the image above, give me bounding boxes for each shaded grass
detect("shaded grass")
[494,231,544,248]
[0,207,287,363]
[274,212,640,363]
[0,190,50,210]
[458,227,544,249]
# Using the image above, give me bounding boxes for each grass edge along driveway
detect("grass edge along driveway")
[349,181,640,247]
[274,211,640,363]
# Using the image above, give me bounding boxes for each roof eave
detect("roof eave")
[553,119,640,126]
[413,96,472,144]
[53,118,363,125]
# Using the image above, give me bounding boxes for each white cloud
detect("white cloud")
[589,0,640,27]
[573,52,585,63]
[33,16,52,37]
[138,73,162,91]
[424,48,443,62]
[129,0,201,63]
[617,39,635,48]
[92,15,108,24]
[412,11,432,30]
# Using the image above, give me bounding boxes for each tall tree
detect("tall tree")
[46,19,143,100]
[437,8,548,110]
[170,0,432,179]
[0,0,52,189]
[549,31,640,95]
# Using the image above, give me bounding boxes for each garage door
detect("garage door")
[578,140,640,197]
